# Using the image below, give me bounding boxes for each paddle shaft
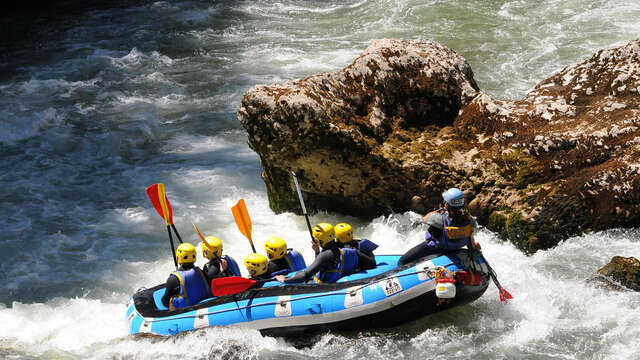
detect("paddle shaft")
[167,225,178,268]
[291,172,314,241]
[478,251,512,300]
[248,237,257,253]
[171,224,183,244]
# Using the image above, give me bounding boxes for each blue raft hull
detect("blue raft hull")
[126,251,490,337]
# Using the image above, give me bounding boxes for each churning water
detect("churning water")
[1,0,639,358]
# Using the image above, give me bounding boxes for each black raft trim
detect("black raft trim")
[133,251,485,319]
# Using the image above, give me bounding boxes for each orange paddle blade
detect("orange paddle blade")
[146,183,173,225]
[211,276,256,296]
[231,199,252,240]
[192,222,206,241]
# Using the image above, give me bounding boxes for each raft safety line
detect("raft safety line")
[139,261,461,324]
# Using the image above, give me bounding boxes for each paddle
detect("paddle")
[291,171,317,254]
[192,222,206,242]
[231,199,256,253]
[146,183,180,268]
[210,276,255,296]
[476,251,513,302]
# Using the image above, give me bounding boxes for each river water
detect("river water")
[1,1,639,359]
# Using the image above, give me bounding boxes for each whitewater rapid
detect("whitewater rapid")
[1,0,640,358]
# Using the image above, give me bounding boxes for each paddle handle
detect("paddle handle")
[291,171,315,242]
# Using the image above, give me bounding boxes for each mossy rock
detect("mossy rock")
[487,211,507,236]
[494,150,549,189]
[435,140,466,160]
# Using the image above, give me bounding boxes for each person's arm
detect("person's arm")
[206,262,223,280]
[161,274,180,307]
[279,251,334,283]
[356,250,376,271]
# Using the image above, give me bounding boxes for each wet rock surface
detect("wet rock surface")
[590,256,640,292]
[238,38,640,253]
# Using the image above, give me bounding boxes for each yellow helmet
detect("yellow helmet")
[334,223,354,243]
[313,223,335,248]
[176,243,197,265]
[244,253,269,277]
[264,237,287,260]
[202,236,223,259]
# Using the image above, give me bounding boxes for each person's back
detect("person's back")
[161,243,210,310]
[264,236,306,276]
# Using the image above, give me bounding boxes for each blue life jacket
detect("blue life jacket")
[271,249,307,276]
[357,239,378,254]
[170,267,210,310]
[223,255,242,277]
[315,248,358,283]
[425,211,472,252]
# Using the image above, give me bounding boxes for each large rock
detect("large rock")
[590,256,640,292]
[237,38,640,253]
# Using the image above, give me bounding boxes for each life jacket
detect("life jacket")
[271,249,307,276]
[223,255,242,277]
[314,248,358,283]
[425,210,472,252]
[356,239,378,254]
[169,267,210,310]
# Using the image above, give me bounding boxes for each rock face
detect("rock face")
[237,38,640,253]
[590,256,640,292]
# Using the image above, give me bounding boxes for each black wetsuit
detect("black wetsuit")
[268,257,290,275]
[398,227,444,265]
[284,243,376,283]
[203,258,233,283]
[161,264,195,308]
[251,270,273,281]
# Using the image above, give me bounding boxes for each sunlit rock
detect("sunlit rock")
[238,38,640,253]
[589,256,640,292]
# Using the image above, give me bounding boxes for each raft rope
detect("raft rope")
[140,260,489,324]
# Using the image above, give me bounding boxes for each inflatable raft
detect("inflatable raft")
[126,250,490,337]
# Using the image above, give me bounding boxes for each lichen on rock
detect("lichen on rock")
[238,38,640,253]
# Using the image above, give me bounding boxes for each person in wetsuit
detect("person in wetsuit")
[334,222,378,258]
[244,253,272,280]
[161,243,210,310]
[201,236,240,282]
[398,187,481,266]
[264,236,306,276]
[275,223,376,284]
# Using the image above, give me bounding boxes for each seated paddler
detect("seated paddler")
[244,253,272,280]
[275,223,376,284]
[334,222,378,258]
[161,243,211,310]
[201,236,241,282]
[399,187,481,265]
[264,236,306,276]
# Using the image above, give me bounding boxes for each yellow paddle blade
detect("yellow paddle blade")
[157,183,172,226]
[231,199,252,241]
[192,222,206,241]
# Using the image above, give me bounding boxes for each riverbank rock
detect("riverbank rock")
[589,256,640,292]
[237,38,640,253]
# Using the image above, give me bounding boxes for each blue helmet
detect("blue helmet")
[442,188,464,208]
